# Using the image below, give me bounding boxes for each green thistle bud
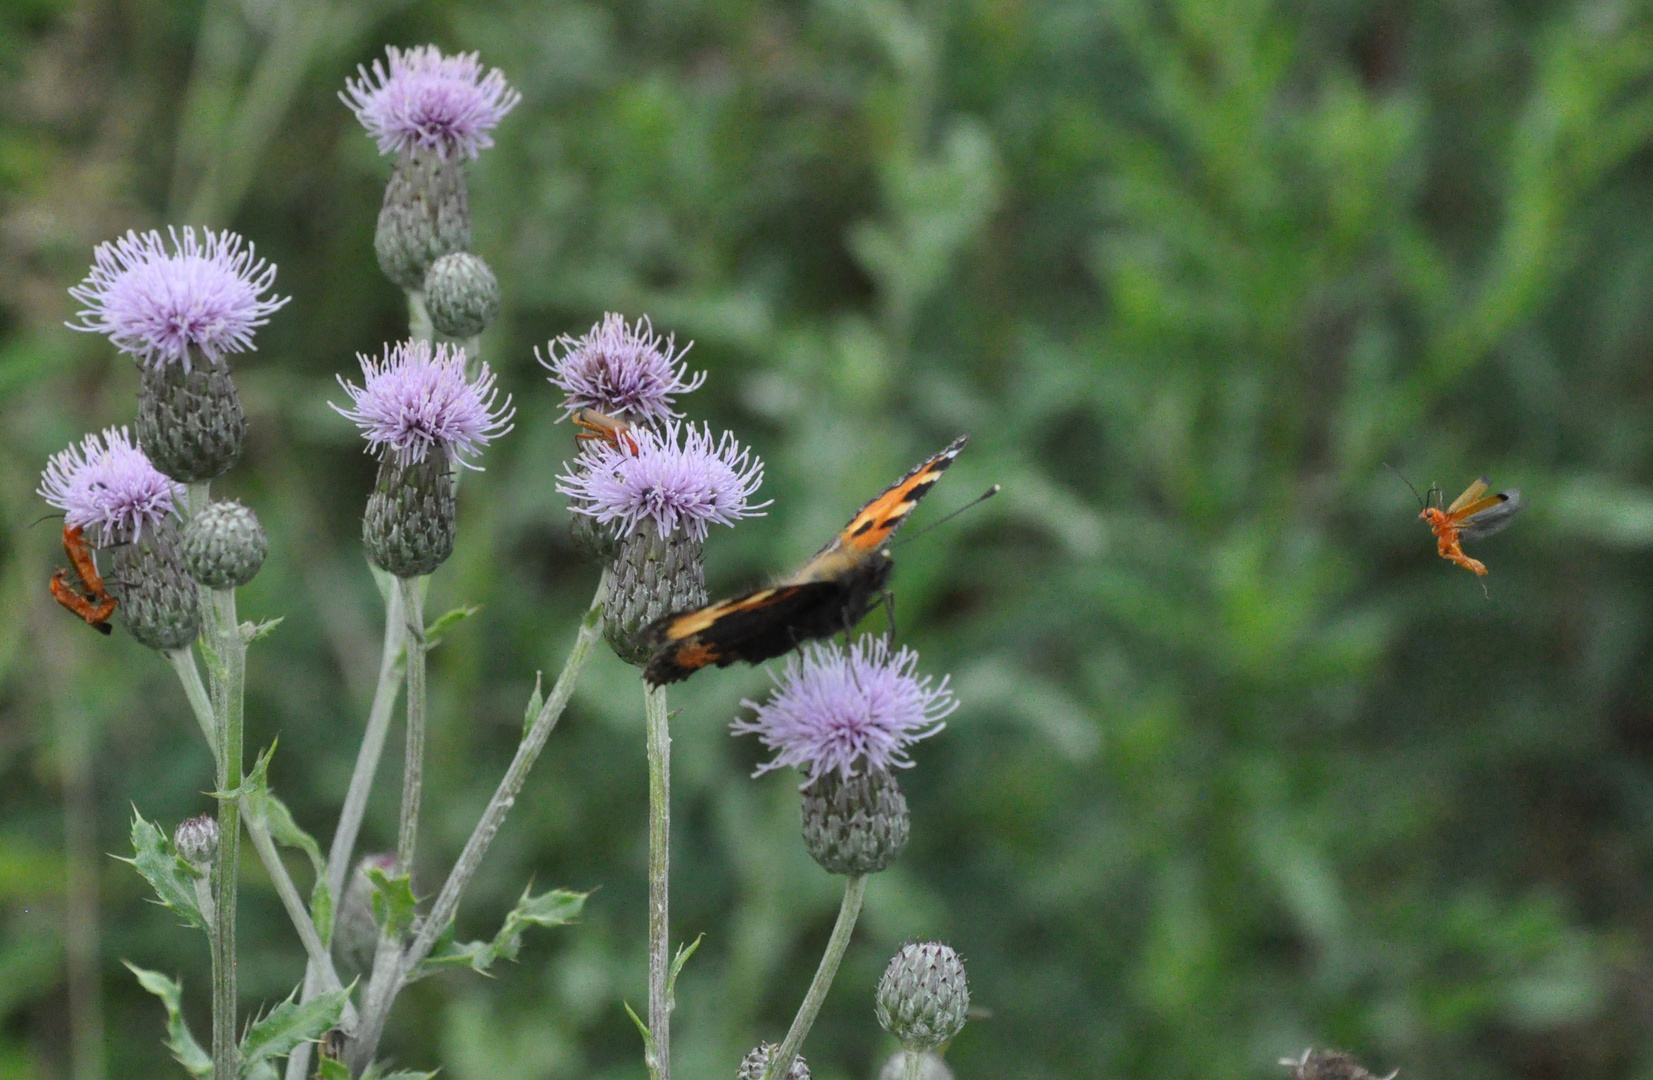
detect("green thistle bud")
[424,252,501,338]
[173,815,220,867]
[604,527,706,664]
[135,360,246,483]
[801,767,910,876]
[180,499,268,589]
[875,942,969,1053]
[363,453,455,578]
[878,1052,953,1080]
[109,522,201,651]
[376,145,472,291]
[736,1043,809,1080]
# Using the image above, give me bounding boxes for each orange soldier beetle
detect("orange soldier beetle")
[572,408,640,454]
[49,523,116,634]
[1416,476,1524,577]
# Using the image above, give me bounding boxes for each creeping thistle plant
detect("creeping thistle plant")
[47,43,972,1080]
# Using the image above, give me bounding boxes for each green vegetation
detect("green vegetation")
[3,1,1653,1077]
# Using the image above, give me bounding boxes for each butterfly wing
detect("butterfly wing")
[641,435,969,685]
[1456,489,1523,541]
[789,434,970,583]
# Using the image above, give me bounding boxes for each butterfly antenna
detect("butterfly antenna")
[894,484,1001,548]
[1382,463,1426,511]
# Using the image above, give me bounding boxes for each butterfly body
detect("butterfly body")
[642,435,968,685]
[1421,477,1523,576]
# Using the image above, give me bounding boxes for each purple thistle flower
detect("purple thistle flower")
[333,339,515,468]
[538,313,707,423]
[38,427,181,545]
[732,638,957,787]
[67,227,289,371]
[557,420,768,541]
[342,45,522,161]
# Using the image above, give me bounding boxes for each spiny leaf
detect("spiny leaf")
[240,745,333,944]
[120,810,207,932]
[243,617,284,643]
[124,962,211,1079]
[414,886,587,979]
[425,603,482,650]
[238,985,350,1073]
[667,933,704,1006]
[367,866,418,938]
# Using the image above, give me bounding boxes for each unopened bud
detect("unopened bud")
[425,252,501,338]
[180,499,268,589]
[875,942,969,1053]
[736,1043,809,1080]
[801,768,909,876]
[173,814,220,866]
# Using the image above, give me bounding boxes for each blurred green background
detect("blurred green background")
[3,0,1653,1077]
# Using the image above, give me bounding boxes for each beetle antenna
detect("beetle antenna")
[1382,463,1426,511]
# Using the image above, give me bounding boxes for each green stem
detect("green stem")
[395,576,427,873]
[209,588,245,1080]
[407,291,433,343]
[903,1051,921,1080]
[349,572,611,1071]
[167,648,219,757]
[645,681,671,1080]
[760,875,868,1080]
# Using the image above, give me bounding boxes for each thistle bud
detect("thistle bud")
[801,767,909,876]
[135,360,247,483]
[1280,1049,1397,1080]
[878,1052,953,1080]
[363,452,456,578]
[334,853,397,979]
[375,145,472,292]
[180,499,268,589]
[604,526,706,664]
[109,521,201,651]
[424,252,501,338]
[736,1043,809,1080]
[173,815,220,866]
[875,943,969,1053]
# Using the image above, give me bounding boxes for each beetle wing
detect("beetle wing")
[1457,489,1523,541]
[1445,477,1490,515]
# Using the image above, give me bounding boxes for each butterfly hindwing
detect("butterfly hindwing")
[640,436,967,685]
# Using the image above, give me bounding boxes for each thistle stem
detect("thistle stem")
[285,577,404,1080]
[209,588,245,1080]
[645,681,672,1080]
[244,817,357,1028]
[349,572,611,1070]
[167,647,219,756]
[394,576,427,873]
[761,875,868,1080]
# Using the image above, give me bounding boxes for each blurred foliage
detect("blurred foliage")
[3,0,1653,1078]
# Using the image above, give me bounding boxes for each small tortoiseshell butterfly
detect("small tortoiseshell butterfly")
[641,434,969,685]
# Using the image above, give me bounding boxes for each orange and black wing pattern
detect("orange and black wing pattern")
[642,435,969,685]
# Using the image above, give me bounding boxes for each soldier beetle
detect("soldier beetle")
[1407,474,1524,577]
[571,408,639,454]
[49,523,115,634]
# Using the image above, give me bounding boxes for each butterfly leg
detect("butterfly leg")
[880,587,897,645]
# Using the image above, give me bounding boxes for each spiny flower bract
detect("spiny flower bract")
[333,339,514,468]
[557,420,767,542]
[342,45,522,160]
[733,638,957,787]
[67,227,289,370]
[538,313,707,423]
[38,427,181,544]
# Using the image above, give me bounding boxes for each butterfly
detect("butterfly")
[1419,476,1523,576]
[641,435,970,685]
[50,523,116,634]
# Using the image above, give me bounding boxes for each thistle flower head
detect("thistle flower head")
[557,420,767,542]
[67,227,289,370]
[538,313,707,423]
[333,339,514,468]
[342,45,522,160]
[38,427,181,545]
[732,638,957,787]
